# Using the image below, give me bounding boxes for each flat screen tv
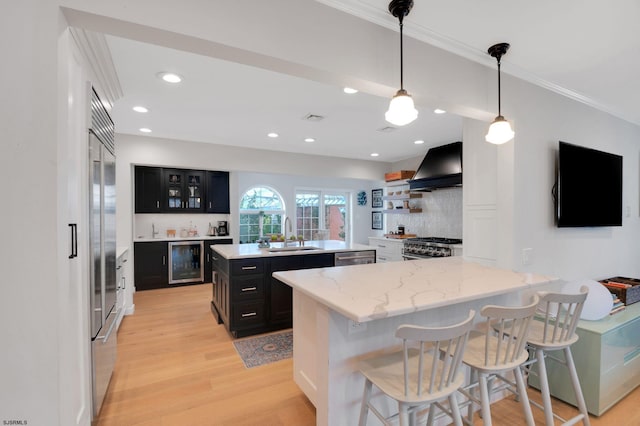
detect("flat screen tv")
[556,141,622,227]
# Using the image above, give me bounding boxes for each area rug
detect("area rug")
[233,330,293,368]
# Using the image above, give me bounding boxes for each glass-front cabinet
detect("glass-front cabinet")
[163,169,205,212]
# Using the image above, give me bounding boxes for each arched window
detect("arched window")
[239,186,285,244]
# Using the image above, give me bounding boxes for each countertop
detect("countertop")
[210,240,372,260]
[273,257,557,323]
[116,246,129,259]
[135,235,232,242]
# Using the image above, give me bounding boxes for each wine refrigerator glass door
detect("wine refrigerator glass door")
[169,241,204,284]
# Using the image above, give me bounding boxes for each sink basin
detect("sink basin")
[267,246,320,253]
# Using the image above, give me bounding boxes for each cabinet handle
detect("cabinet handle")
[377,244,386,248]
[156,201,160,209]
[241,287,257,292]
[68,224,78,259]
[122,258,128,263]
[162,255,166,265]
[379,256,387,261]
[241,266,257,270]
[207,253,210,262]
[209,201,212,209]
[241,312,257,318]
[122,276,126,289]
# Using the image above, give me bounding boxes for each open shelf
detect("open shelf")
[383,193,422,201]
[382,208,423,214]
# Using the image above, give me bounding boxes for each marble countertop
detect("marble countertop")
[273,257,557,323]
[211,240,372,260]
[116,246,129,259]
[135,235,232,242]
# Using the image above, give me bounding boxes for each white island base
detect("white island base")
[274,258,560,426]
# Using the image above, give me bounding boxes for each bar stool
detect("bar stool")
[357,310,475,426]
[457,296,539,426]
[523,288,591,426]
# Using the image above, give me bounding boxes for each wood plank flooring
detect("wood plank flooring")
[97,283,639,425]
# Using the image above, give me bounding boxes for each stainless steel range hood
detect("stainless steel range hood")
[408,141,462,192]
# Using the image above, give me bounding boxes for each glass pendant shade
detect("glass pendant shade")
[485,115,514,145]
[385,89,418,126]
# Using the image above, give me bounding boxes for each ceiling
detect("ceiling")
[107,0,639,163]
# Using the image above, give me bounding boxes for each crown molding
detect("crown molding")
[69,27,123,109]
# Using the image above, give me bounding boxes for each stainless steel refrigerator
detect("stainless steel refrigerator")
[89,88,117,418]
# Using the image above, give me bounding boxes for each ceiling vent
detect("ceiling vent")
[303,113,325,122]
[377,126,397,133]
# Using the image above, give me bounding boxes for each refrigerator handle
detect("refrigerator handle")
[68,223,78,259]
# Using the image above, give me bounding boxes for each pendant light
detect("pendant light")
[385,0,418,126]
[485,42,515,144]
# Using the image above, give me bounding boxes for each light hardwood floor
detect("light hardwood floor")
[97,283,639,425]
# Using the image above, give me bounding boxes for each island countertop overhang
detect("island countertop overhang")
[273,257,559,323]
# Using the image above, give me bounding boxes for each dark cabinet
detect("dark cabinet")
[204,239,232,283]
[163,169,205,212]
[134,166,162,213]
[134,241,168,290]
[211,250,336,337]
[134,166,229,214]
[205,171,230,213]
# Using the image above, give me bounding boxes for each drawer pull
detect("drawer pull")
[241,312,257,318]
[241,287,257,292]
[624,346,640,364]
[378,257,387,261]
[242,266,257,270]
[377,244,386,248]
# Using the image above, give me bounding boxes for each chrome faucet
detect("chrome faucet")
[152,223,159,238]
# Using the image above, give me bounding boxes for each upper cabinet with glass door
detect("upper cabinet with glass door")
[162,169,205,213]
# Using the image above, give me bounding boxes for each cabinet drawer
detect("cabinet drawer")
[232,276,264,300]
[232,301,265,327]
[231,258,264,275]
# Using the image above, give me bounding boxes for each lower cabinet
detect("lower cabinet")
[134,241,168,291]
[211,251,334,337]
[368,237,404,262]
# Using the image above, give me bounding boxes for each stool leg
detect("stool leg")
[449,393,464,426]
[564,347,591,426]
[478,373,493,426]
[358,379,372,426]
[514,365,535,426]
[467,368,477,423]
[535,348,555,426]
[399,402,409,426]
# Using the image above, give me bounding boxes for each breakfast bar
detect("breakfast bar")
[273,257,560,426]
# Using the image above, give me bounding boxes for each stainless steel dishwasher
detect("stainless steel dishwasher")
[334,250,376,266]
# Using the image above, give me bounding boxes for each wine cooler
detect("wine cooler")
[169,241,204,284]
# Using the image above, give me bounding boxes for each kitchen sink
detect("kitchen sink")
[267,246,320,253]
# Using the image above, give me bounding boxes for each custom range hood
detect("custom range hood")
[408,141,462,191]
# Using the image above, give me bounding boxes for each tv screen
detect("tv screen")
[556,141,622,227]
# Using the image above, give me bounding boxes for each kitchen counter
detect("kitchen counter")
[210,240,371,260]
[274,256,550,323]
[275,257,561,426]
[135,235,231,242]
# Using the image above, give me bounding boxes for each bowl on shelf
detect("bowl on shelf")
[403,189,410,194]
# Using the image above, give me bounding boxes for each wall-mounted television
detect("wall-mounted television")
[555,141,623,227]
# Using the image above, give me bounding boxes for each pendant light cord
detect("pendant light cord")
[399,15,404,91]
[497,58,502,116]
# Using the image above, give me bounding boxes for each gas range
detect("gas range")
[402,237,463,260]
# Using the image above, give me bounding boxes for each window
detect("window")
[296,191,348,242]
[239,186,284,243]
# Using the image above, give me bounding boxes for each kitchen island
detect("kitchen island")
[210,240,373,337]
[273,257,561,426]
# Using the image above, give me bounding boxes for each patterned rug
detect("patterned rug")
[233,330,293,368]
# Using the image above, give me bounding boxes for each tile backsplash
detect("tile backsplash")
[386,187,462,238]
[134,213,230,239]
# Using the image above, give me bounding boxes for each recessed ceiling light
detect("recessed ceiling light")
[370,153,379,157]
[304,138,315,143]
[139,128,152,133]
[414,140,425,144]
[343,87,358,94]
[157,72,183,83]
[267,132,279,138]
[434,108,446,114]
[133,106,149,113]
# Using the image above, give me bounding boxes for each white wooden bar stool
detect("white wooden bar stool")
[457,296,539,426]
[523,288,591,426]
[357,310,476,426]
